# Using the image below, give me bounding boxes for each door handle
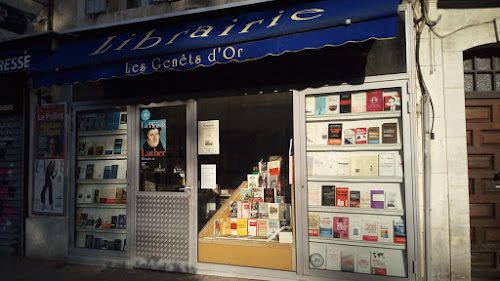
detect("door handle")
[179,186,192,192]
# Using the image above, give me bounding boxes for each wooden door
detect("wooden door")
[466,99,500,278]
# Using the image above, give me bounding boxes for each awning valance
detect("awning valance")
[31,0,400,88]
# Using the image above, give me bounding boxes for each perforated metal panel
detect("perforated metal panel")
[135,194,190,270]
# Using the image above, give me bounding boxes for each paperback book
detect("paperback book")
[366,89,384,111]
[319,214,334,238]
[335,187,349,207]
[341,252,355,272]
[356,252,371,274]
[367,127,380,144]
[321,185,335,206]
[339,93,352,113]
[344,128,356,144]
[355,128,367,144]
[325,246,341,271]
[362,221,378,242]
[371,190,385,209]
[351,92,366,113]
[333,216,349,239]
[371,252,387,275]
[394,219,407,243]
[308,213,320,237]
[349,190,360,208]
[314,96,327,115]
[327,123,343,145]
[326,95,340,114]
[382,123,398,144]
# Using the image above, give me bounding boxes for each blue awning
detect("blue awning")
[31,0,400,88]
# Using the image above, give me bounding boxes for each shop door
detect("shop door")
[467,98,500,278]
[133,101,197,272]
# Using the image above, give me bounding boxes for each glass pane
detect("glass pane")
[475,57,491,71]
[464,74,474,92]
[476,74,493,92]
[463,58,473,71]
[494,57,500,70]
[139,105,186,192]
[495,73,500,92]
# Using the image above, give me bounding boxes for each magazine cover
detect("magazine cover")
[140,119,166,170]
[33,159,65,215]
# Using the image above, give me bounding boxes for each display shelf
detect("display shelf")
[306,111,401,122]
[309,237,406,250]
[78,129,127,137]
[76,228,126,234]
[308,176,403,183]
[307,143,402,152]
[77,155,127,161]
[77,203,127,209]
[308,206,404,216]
[77,179,127,185]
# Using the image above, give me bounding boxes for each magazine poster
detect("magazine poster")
[33,159,65,215]
[140,119,166,170]
[198,120,220,155]
[35,105,65,159]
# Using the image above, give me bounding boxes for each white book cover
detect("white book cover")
[355,252,371,274]
[319,213,333,238]
[325,245,341,271]
[306,123,317,145]
[360,191,371,208]
[78,166,87,180]
[309,242,327,269]
[326,95,340,114]
[378,152,396,177]
[378,221,393,243]
[268,203,280,220]
[341,251,355,272]
[351,92,367,113]
[312,154,337,176]
[84,188,93,204]
[349,220,362,240]
[76,188,85,204]
[386,191,398,209]
[337,157,351,176]
[306,96,315,115]
[247,218,258,236]
[308,184,321,206]
[241,202,251,219]
[350,155,379,176]
[315,122,329,145]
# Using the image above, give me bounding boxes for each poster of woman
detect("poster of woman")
[33,159,64,214]
[140,119,166,170]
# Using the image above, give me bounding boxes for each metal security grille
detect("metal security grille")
[0,114,23,254]
[135,194,190,271]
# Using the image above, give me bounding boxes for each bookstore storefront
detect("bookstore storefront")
[28,0,419,280]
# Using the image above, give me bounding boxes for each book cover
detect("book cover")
[335,187,349,207]
[344,128,356,144]
[258,172,268,188]
[355,128,367,144]
[77,115,87,132]
[113,239,122,251]
[268,219,280,236]
[103,166,111,179]
[341,252,355,272]
[325,246,341,271]
[140,119,167,170]
[119,112,127,129]
[359,190,370,208]
[247,218,258,236]
[379,152,396,177]
[84,234,94,248]
[247,174,259,189]
[117,214,126,229]
[321,185,335,206]
[79,213,88,228]
[350,155,379,176]
[229,201,239,218]
[305,96,315,115]
[326,95,340,114]
[384,93,401,111]
[356,252,371,274]
[78,166,87,180]
[327,123,342,145]
[221,220,231,235]
[382,123,398,144]
[241,202,251,219]
[214,218,224,236]
[114,138,123,154]
[368,127,380,144]
[351,92,367,113]
[84,188,93,203]
[93,237,102,249]
[95,144,104,155]
[110,165,119,179]
[115,188,125,204]
[95,113,106,131]
[362,221,378,241]
[250,201,259,219]
[264,188,275,203]
[308,184,321,206]
[94,215,103,228]
[86,115,96,131]
[105,111,120,130]
[86,141,95,156]
[394,219,407,244]
[251,186,264,202]
[85,164,94,179]
[258,219,269,237]
[309,243,326,269]
[371,252,387,275]
[237,219,248,236]
[371,190,385,209]
[101,214,112,229]
[333,217,349,239]
[339,93,352,113]
[268,160,281,176]
[337,157,350,176]
[386,191,397,209]
[314,96,327,115]
[308,213,320,237]
[258,202,269,219]
[77,188,85,204]
[319,214,334,238]
[87,212,96,228]
[110,215,118,229]
[230,218,238,235]
[269,203,280,220]
[349,190,360,207]
[366,90,384,111]
[240,188,251,202]
[379,221,392,243]
[78,141,86,156]
[349,220,362,240]
[269,175,279,189]
[93,188,100,204]
[100,188,116,204]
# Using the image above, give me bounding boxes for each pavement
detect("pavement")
[1,254,257,281]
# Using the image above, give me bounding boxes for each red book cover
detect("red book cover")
[333,217,349,239]
[335,187,349,207]
[355,128,367,144]
[366,90,384,111]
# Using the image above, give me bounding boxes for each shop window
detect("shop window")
[464,44,500,99]
[86,0,141,15]
[197,92,295,270]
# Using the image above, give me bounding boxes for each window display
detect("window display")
[74,110,128,250]
[305,87,408,277]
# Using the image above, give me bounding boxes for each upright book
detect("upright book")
[333,217,349,239]
[355,128,367,144]
[326,95,340,114]
[371,252,387,275]
[367,127,380,144]
[382,123,398,143]
[349,190,360,207]
[366,90,384,111]
[321,185,335,206]
[308,213,320,237]
[351,92,366,113]
[319,214,334,238]
[340,93,352,113]
[335,187,349,207]
[325,246,341,271]
[327,123,342,145]
[371,190,385,209]
[314,96,327,115]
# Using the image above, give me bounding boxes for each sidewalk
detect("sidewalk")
[1,254,256,281]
